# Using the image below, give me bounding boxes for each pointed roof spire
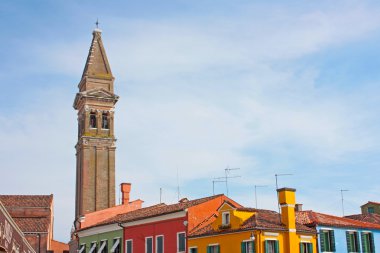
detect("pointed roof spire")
[82,28,113,80]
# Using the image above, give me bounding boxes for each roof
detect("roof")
[361,201,380,207]
[0,195,53,208]
[190,208,315,237]
[0,195,53,234]
[13,217,51,233]
[80,195,226,231]
[345,213,380,225]
[296,210,380,230]
[82,29,113,80]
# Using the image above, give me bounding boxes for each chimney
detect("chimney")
[295,203,303,212]
[121,183,131,205]
[277,187,297,252]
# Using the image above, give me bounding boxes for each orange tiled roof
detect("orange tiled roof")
[0,195,53,208]
[80,195,226,231]
[296,211,380,230]
[345,213,380,225]
[189,208,315,237]
[361,201,380,207]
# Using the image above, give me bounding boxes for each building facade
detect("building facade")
[73,28,119,219]
[297,210,380,253]
[361,202,380,215]
[188,188,317,253]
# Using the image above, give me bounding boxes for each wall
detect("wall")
[123,217,186,253]
[79,230,122,253]
[361,203,380,215]
[316,226,380,253]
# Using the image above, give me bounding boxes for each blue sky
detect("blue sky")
[1,0,380,242]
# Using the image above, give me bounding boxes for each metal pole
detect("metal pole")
[341,189,349,216]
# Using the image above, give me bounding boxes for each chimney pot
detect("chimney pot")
[121,183,131,205]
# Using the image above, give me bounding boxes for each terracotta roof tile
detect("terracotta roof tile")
[81,195,225,230]
[13,217,50,233]
[296,211,380,230]
[361,201,380,206]
[0,195,53,208]
[190,209,315,237]
[345,213,380,225]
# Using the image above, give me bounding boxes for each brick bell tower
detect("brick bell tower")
[73,28,119,219]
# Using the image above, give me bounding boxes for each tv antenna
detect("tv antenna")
[275,173,293,221]
[212,179,226,195]
[341,189,349,216]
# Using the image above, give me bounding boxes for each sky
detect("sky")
[1,0,380,242]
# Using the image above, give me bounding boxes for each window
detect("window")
[125,240,132,253]
[78,244,86,253]
[99,240,108,253]
[368,207,375,214]
[102,113,109,129]
[222,212,230,226]
[146,237,153,253]
[89,242,97,253]
[346,231,360,253]
[264,240,279,253]
[320,229,335,252]
[177,232,186,253]
[361,232,375,253]
[207,245,220,253]
[111,238,121,253]
[241,240,255,253]
[156,235,164,253]
[189,247,198,253]
[90,113,97,128]
[300,242,313,253]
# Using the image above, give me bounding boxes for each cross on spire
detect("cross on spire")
[95,19,99,29]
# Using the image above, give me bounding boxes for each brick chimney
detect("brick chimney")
[277,187,297,253]
[121,183,131,205]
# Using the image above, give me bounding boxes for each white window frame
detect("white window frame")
[125,239,133,253]
[177,232,186,253]
[222,212,230,225]
[145,236,153,253]
[110,238,120,253]
[207,244,219,253]
[155,235,164,253]
[79,244,86,253]
[89,242,97,253]
[98,240,107,253]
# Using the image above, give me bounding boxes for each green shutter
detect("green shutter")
[361,233,368,253]
[207,246,211,253]
[346,232,352,253]
[308,243,313,253]
[275,241,279,253]
[320,231,325,252]
[241,242,246,253]
[369,233,375,253]
[264,241,268,253]
[300,243,304,253]
[217,245,220,253]
[252,241,256,253]
[330,230,336,252]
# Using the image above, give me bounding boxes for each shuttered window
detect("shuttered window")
[264,240,279,253]
[320,229,335,252]
[346,231,359,253]
[361,232,375,253]
[300,242,313,253]
[241,241,255,253]
[207,245,220,253]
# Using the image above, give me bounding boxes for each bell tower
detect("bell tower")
[73,28,119,219]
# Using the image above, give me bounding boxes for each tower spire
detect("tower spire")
[74,30,119,220]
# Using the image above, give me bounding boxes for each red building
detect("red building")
[95,194,240,253]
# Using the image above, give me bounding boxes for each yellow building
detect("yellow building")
[188,188,317,253]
